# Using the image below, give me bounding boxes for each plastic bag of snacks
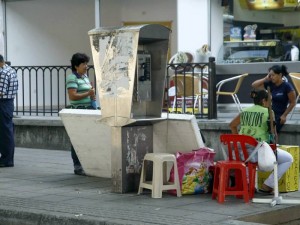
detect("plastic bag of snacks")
[169,147,215,195]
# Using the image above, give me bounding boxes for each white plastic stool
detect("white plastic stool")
[138,153,182,198]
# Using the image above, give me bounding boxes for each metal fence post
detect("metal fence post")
[208,57,217,119]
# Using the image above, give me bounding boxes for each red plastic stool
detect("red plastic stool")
[212,134,258,203]
[212,161,249,203]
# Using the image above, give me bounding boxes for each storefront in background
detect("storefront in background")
[216,0,300,103]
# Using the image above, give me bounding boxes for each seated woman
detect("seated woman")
[229,89,293,193]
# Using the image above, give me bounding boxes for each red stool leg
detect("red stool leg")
[217,167,227,203]
[241,167,249,203]
[248,164,257,199]
[212,166,220,200]
[234,169,244,199]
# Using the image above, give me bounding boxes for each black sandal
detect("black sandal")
[258,188,273,194]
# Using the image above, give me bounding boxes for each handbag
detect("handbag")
[169,147,215,195]
[246,141,276,172]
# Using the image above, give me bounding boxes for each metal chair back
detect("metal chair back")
[216,73,249,112]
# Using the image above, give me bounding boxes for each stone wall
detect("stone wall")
[198,120,300,161]
[13,116,300,161]
[13,116,71,150]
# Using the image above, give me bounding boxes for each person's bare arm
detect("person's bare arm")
[252,74,270,89]
[280,90,297,124]
[229,114,241,134]
[68,88,95,101]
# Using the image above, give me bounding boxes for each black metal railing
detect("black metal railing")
[166,57,217,119]
[13,65,95,116]
[12,58,217,119]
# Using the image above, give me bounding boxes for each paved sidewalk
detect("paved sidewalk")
[0,148,300,225]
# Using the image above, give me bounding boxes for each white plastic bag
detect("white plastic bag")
[257,141,276,172]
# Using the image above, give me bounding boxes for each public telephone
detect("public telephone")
[134,51,151,101]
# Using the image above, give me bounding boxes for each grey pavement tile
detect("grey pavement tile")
[52,188,109,198]
[0,190,48,198]
[82,192,139,201]
[23,174,81,182]
[0,147,299,225]
[0,180,50,190]
[30,194,78,202]
[65,198,107,207]
[109,193,209,208]
[156,208,232,223]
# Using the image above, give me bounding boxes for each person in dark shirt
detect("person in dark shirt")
[252,65,296,132]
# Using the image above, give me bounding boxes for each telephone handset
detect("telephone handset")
[138,56,151,81]
[134,51,152,101]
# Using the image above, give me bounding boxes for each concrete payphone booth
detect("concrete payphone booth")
[60,25,204,194]
[88,24,171,192]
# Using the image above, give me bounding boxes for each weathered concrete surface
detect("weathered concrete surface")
[198,117,300,161]
[58,110,205,182]
[59,109,112,178]
[1,147,300,225]
[13,112,300,161]
[13,116,71,150]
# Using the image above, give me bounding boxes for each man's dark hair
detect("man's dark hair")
[70,53,90,71]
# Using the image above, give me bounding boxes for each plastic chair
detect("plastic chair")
[289,73,300,119]
[138,153,181,198]
[212,134,258,203]
[168,74,208,113]
[216,73,249,112]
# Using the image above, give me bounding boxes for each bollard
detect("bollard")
[208,57,217,119]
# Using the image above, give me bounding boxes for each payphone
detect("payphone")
[87,24,171,192]
[134,51,151,102]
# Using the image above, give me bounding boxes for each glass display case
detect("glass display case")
[217,40,284,64]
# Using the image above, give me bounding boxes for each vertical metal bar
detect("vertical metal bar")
[174,70,178,112]
[42,68,45,116]
[199,68,203,118]
[166,65,170,112]
[3,0,7,58]
[22,68,25,115]
[29,68,32,116]
[57,67,60,115]
[191,68,195,115]
[207,0,211,49]
[64,67,68,108]
[50,67,53,116]
[208,57,217,119]
[35,67,38,116]
[95,0,101,28]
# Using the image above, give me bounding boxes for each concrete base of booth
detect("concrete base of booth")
[59,109,205,193]
[59,109,112,178]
